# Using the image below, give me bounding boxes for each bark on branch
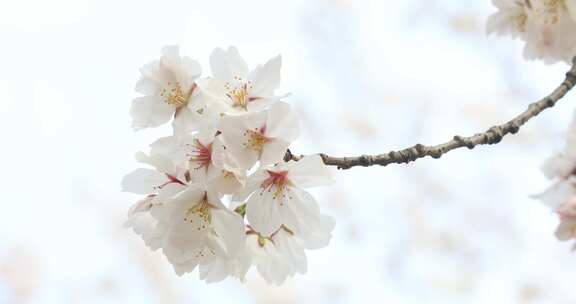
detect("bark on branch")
[285,57,576,170]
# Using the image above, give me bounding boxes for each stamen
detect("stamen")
[261,170,291,202]
[183,193,213,231]
[242,127,270,156]
[160,82,193,107]
[222,170,235,180]
[224,76,254,110]
[190,139,212,170]
[542,0,566,25]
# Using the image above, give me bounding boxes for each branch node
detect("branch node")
[283,149,293,162]
[430,149,442,159]
[415,144,425,153]
[358,155,371,166]
[508,123,520,134]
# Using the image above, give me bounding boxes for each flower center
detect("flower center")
[543,0,566,24]
[183,195,212,231]
[225,76,254,110]
[222,170,235,180]
[161,81,192,107]
[189,139,212,170]
[261,170,291,201]
[514,13,528,32]
[243,127,270,155]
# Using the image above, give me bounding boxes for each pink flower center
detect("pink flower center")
[243,126,270,156]
[261,170,291,200]
[190,139,212,170]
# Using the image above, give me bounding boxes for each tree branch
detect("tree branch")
[286,57,576,170]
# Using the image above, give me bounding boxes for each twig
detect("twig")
[286,57,576,169]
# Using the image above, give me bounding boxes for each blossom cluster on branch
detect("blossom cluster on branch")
[121,1,576,286]
[488,0,576,63]
[488,0,576,250]
[536,112,576,249]
[123,46,335,284]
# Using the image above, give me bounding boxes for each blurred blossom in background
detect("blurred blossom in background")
[0,0,575,303]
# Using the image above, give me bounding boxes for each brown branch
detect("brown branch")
[286,57,576,170]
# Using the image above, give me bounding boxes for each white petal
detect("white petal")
[541,153,575,180]
[533,179,576,209]
[121,168,166,194]
[259,139,290,166]
[286,155,335,188]
[171,258,199,276]
[566,0,576,23]
[155,182,186,203]
[130,96,174,130]
[150,135,179,156]
[274,230,307,274]
[172,107,202,136]
[279,187,321,234]
[249,54,281,97]
[233,169,268,201]
[246,189,283,236]
[210,208,245,258]
[300,214,335,249]
[245,96,280,113]
[199,259,230,283]
[135,151,175,175]
[247,235,291,285]
[210,47,249,82]
[180,56,202,83]
[160,45,180,66]
[555,219,576,241]
[265,101,300,142]
[135,74,161,95]
[219,113,266,169]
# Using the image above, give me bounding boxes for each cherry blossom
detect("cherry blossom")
[125,45,334,284]
[130,46,211,133]
[488,0,576,64]
[555,197,576,245]
[219,101,300,170]
[244,216,334,285]
[487,0,530,39]
[209,46,283,114]
[237,155,334,236]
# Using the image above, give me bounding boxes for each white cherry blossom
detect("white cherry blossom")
[124,196,164,250]
[487,0,530,39]
[131,46,209,132]
[536,111,576,207]
[555,197,576,246]
[245,233,294,285]
[523,1,576,64]
[121,149,189,202]
[125,45,336,284]
[155,186,245,276]
[209,46,282,114]
[244,217,334,285]
[198,249,251,283]
[237,154,334,236]
[219,101,300,170]
[488,0,576,64]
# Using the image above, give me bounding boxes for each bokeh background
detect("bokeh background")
[1,0,575,303]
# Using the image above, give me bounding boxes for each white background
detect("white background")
[0,0,575,303]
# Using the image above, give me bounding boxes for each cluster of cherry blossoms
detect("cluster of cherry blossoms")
[122,46,335,284]
[488,0,576,64]
[488,1,576,249]
[536,112,576,249]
